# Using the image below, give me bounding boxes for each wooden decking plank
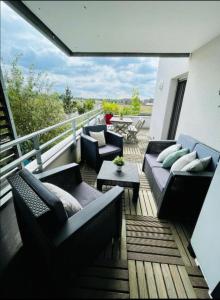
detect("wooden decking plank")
[161,264,177,299]
[143,190,154,217]
[136,261,149,298]
[125,214,168,223]
[194,288,210,299]
[169,265,187,299]
[144,262,158,299]
[80,266,129,280]
[174,223,196,266]
[190,276,208,288]
[136,192,142,216]
[70,288,129,299]
[127,244,181,257]
[169,223,192,266]
[126,219,170,229]
[128,260,139,299]
[128,189,136,216]
[127,230,174,241]
[185,266,203,277]
[139,190,148,216]
[127,224,171,234]
[128,252,184,266]
[77,276,129,293]
[152,263,167,298]
[94,259,128,270]
[147,190,157,217]
[127,237,177,249]
[178,266,197,298]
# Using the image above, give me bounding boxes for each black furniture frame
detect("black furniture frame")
[81,125,123,172]
[8,163,124,282]
[97,161,140,202]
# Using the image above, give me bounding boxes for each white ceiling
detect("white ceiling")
[23,1,220,54]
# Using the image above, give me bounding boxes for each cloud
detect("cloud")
[1,2,159,99]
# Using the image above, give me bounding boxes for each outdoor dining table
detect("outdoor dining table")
[110,116,133,135]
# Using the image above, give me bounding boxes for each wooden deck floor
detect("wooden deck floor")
[74,129,209,299]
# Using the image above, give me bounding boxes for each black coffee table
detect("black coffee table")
[97,161,140,202]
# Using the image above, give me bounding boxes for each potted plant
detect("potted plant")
[113,156,125,172]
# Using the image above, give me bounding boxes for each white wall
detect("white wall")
[150,57,189,140]
[176,35,220,150]
[191,163,220,293]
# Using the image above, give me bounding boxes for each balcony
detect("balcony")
[1,1,220,298]
[0,113,209,298]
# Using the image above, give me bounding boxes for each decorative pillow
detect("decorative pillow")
[162,148,189,168]
[43,183,82,217]
[170,151,197,172]
[90,130,106,147]
[156,144,181,162]
[182,156,212,172]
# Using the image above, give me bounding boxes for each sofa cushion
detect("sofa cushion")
[43,183,82,217]
[71,182,103,207]
[90,130,106,147]
[182,156,212,172]
[194,143,220,171]
[145,154,162,168]
[177,134,198,152]
[162,148,189,168]
[152,167,170,191]
[170,151,197,172]
[99,144,121,157]
[20,169,67,224]
[157,144,181,162]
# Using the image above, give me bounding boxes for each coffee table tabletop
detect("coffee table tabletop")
[97,161,140,201]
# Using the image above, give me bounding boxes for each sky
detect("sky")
[1,2,159,99]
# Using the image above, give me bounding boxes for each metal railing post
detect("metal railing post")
[72,119,76,143]
[33,135,43,173]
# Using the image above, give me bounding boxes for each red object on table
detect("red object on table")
[105,113,113,125]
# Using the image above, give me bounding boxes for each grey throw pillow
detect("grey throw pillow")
[90,130,106,147]
[43,183,82,217]
[182,156,211,172]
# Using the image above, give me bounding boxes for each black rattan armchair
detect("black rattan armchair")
[8,163,124,282]
[81,125,123,172]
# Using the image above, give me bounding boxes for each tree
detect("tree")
[131,89,141,115]
[3,55,68,154]
[61,86,77,114]
[84,99,95,111]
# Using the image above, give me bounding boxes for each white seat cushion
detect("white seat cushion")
[43,182,82,217]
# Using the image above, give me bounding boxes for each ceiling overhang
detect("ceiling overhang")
[5,1,220,57]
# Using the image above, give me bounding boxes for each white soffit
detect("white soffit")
[22,1,220,54]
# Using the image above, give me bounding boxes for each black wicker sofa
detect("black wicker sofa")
[142,134,220,224]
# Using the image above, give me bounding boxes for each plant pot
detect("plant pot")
[116,165,122,172]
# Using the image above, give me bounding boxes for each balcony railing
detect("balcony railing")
[0,107,102,205]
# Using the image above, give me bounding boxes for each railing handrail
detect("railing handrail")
[0,108,102,152]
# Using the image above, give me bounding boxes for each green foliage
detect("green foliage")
[84,99,95,111]
[3,55,68,154]
[61,86,77,114]
[131,89,141,115]
[113,156,125,166]
[76,99,95,115]
[102,101,119,114]
[76,101,86,115]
